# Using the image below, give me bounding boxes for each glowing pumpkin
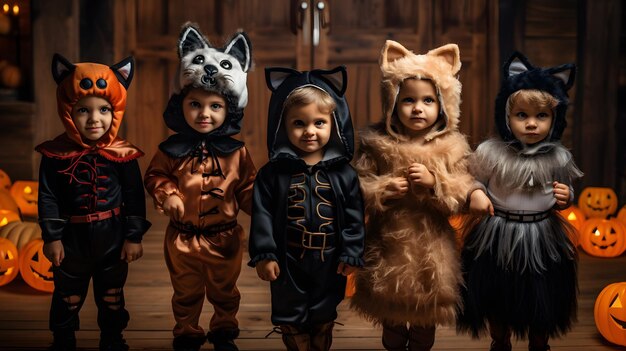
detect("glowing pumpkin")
[10,181,39,218]
[0,190,19,215]
[0,169,11,191]
[579,187,618,219]
[618,206,626,226]
[345,272,356,298]
[595,282,626,346]
[0,221,42,250]
[580,218,626,258]
[559,205,586,231]
[449,214,467,249]
[19,238,54,293]
[0,237,19,286]
[0,210,20,227]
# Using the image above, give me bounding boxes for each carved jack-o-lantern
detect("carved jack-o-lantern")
[579,187,619,219]
[0,190,19,215]
[10,181,39,218]
[19,238,54,293]
[0,210,20,227]
[618,206,626,226]
[559,205,586,231]
[0,169,11,191]
[595,282,626,346]
[580,218,626,258]
[0,237,18,286]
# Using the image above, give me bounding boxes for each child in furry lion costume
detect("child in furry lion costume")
[350,41,474,351]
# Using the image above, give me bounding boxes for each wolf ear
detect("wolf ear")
[504,51,533,78]
[265,67,300,91]
[178,24,210,58]
[110,56,135,89]
[51,53,76,85]
[224,32,252,73]
[548,63,576,90]
[380,40,412,70]
[428,44,461,74]
[314,66,348,97]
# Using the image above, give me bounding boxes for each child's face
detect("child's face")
[182,88,227,134]
[396,79,440,137]
[284,102,333,158]
[508,98,553,145]
[71,96,113,143]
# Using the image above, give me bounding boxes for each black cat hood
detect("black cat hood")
[265,66,355,165]
[495,52,576,142]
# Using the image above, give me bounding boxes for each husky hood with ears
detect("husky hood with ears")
[379,41,462,142]
[264,66,354,165]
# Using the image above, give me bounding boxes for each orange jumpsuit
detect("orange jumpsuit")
[144,146,256,338]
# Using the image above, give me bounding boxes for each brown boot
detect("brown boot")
[407,325,435,351]
[280,325,310,351]
[382,323,408,351]
[488,322,511,351]
[528,329,550,351]
[310,321,334,351]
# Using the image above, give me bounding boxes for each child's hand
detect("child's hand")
[385,177,409,200]
[469,189,494,215]
[163,194,185,221]
[256,259,280,281]
[408,163,435,189]
[43,240,64,267]
[121,240,143,263]
[337,262,357,276]
[553,181,571,208]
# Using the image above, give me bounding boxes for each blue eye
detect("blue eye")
[220,60,232,70]
[193,55,205,64]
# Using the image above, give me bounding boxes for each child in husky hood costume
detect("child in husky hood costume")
[457,52,582,351]
[144,23,255,351]
[350,41,474,351]
[36,54,151,351]
[248,66,365,351]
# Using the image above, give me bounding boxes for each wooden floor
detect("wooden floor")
[1,205,625,350]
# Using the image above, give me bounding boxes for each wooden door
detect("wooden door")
[114,0,499,171]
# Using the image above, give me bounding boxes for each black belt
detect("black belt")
[286,226,335,261]
[171,220,238,237]
[494,209,551,223]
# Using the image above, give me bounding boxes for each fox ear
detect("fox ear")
[548,64,576,90]
[504,51,533,78]
[224,32,252,72]
[178,24,210,58]
[265,67,300,92]
[110,56,135,89]
[51,53,76,85]
[313,66,348,97]
[428,44,461,74]
[380,40,412,70]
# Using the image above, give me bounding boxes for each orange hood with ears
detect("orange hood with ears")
[52,54,134,149]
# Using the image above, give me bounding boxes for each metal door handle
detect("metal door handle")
[291,0,309,35]
[313,1,326,46]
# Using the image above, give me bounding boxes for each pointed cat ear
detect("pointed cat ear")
[428,44,461,74]
[313,66,348,97]
[178,24,210,58]
[504,51,533,78]
[51,53,76,85]
[265,67,300,91]
[548,63,576,90]
[380,40,412,70]
[110,56,135,89]
[224,32,252,72]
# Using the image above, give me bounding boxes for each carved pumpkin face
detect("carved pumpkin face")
[595,282,626,346]
[579,187,619,219]
[559,205,586,231]
[580,218,626,258]
[19,239,54,293]
[0,169,11,191]
[618,206,626,226]
[10,181,38,217]
[0,210,20,227]
[0,237,18,286]
[0,190,19,214]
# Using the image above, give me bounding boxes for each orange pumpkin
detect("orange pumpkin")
[618,206,626,226]
[0,169,11,191]
[559,205,586,231]
[449,214,467,249]
[0,190,19,215]
[580,218,626,258]
[595,282,626,346]
[578,187,618,219]
[0,210,20,227]
[19,238,54,293]
[10,181,39,218]
[345,272,356,298]
[0,237,19,287]
[0,221,42,250]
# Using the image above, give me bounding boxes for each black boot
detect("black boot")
[488,322,511,351]
[48,330,76,351]
[207,328,240,351]
[528,330,550,351]
[173,335,205,351]
[382,323,409,351]
[279,325,310,351]
[407,325,435,351]
[99,332,129,351]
